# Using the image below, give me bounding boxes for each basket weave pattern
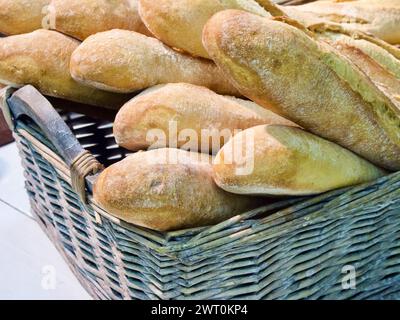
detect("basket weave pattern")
[0,0,398,300]
[11,111,400,300]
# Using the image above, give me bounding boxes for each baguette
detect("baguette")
[315,31,400,80]
[94,148,262,231]
[257,1,400,75]
[138,0,270,59]
[291,0,400,44]
[258,4,400,103]
[203,10,400,170]
[70,29,240,96]
[0,0,49,36]
[213,125,386,196]
[49,0,151,40]
[318,34,400,110]
[0,30,130,108]
[0,0,150,39]
[114,83,296,153]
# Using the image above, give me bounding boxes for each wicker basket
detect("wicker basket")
[2,84,400,300]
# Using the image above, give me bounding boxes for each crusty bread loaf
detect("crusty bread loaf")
[70,29,240,96]
[316,32,400,80]
[319,35,400,110]
[0,29,130,108]
[114,83,296,153]
[213,125,386,196]
[257,3,400,102]
[49,0,151,40]
[203,10,400,170]
[94,148,262,231]
[257,1,400,70]
[0,0,150,39]
[0,0,50,36]
[138,0,270,59]
[291,0,400,44]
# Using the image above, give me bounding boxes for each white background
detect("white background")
[0,142,91,300]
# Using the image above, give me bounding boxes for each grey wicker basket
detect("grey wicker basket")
[1,85,400,300]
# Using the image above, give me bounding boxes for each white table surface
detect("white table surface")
[0,142,91,300]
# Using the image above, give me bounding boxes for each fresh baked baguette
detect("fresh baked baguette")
[0,0,150,39]
[203,10,400,171]
[0,0,50,36]
[315,31,400,80]
[291,0,400,44]
[138,0,270,59]
[258,2,400,99]
[70,29,240,96]
[318,34,400,110]
[257,1,400,72]
[213,125,386,196]
[114,83,296,153]
[0,29,130,108]
[93,148,262,231]
[49,0,151,40]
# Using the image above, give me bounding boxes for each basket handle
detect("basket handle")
[2,85,103,203]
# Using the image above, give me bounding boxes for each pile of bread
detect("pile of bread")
[1,0,399,231]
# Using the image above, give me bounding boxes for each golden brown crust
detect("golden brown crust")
[114,83,296,153]
[213,125,386,196]
[293,0,400,44]
[317,32,400,79]
[307,21,400,60]
[50,0,151,40]
[0,29,130,108]
[93,148,263,231]
[322,36,400,110]
[70,29,241,96]
[138,0,269,59]
[0,0,49,36]
[203,10,400,170]
[0,0,151,39]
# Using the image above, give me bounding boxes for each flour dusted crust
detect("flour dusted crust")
[50,0,151,40]
[319,34,400,111]
[203,10,400,170]
[113,83,296,153]
[213,125,386,196]
[316,32,400,80]
[93,148,262,231]
[70,29,241,96]
[138,0,270,59]
[0,0,49,35]
[290,0,400,44]
[256,1,400,73]
[0,29,130,108]
[0,0,150,39]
